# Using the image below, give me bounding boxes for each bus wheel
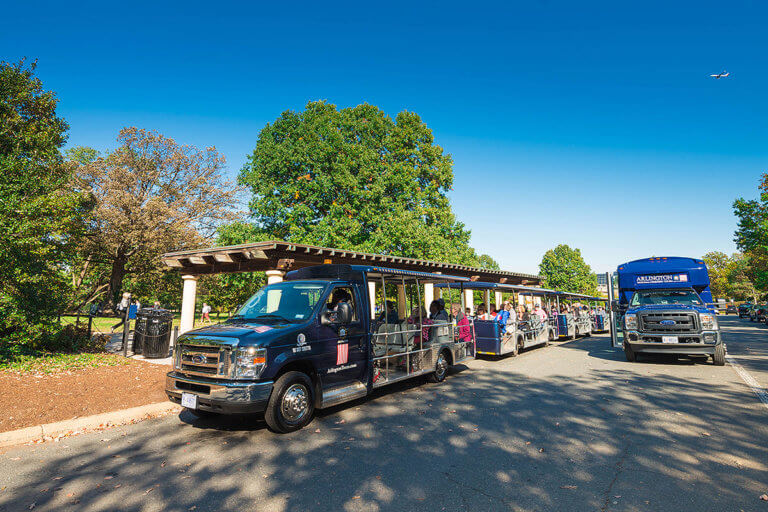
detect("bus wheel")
[624,342,636,362]
[428,350,450,382]
[265,371,315,433]
[712,344,725,366]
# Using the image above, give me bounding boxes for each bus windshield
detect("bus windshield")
[630,289,702,307]
[231,281,326,323]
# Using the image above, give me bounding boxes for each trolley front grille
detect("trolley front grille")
[178,342,231,378]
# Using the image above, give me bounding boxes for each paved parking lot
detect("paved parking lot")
[1,317,766,511]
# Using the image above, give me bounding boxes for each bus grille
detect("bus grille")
[639,312,698,333]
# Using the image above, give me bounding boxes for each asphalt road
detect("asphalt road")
[1,317,766,512]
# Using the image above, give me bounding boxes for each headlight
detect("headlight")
[624,313,637,330]
[699,313,717,330]
[235,347,267,379]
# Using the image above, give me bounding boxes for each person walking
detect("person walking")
[201,303,212,324]
[111,292,131,333]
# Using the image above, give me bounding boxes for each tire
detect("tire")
[712,344,725,366]
[428,349,450,382]
[264,371,315,433]
[624,342,636,362]
[517,336,525,355]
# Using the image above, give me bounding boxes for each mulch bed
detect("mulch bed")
[0,358,170,433]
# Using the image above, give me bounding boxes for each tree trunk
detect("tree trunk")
[106,254,128,311]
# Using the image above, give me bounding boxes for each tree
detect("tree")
[702,251,732,299]
[733,175,768,292]
[72,128,241,309]
[239,101,479,265]
[0,59,89,346]
[539,245,598,294]
[477,254,500,270]
[727,253,761,302]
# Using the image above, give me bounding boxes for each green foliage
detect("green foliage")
[0,59,90,348]
[539,244,598,294]
[733,174,768,293]
[239,101,479,264]
[703,251,762,301]
[477,254,500,270]
[202,222,270,313]
[702,251,732,299]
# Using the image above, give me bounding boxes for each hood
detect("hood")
[628,303,712,314]
[181,321,301,347]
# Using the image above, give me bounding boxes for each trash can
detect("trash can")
[135,308,173,358]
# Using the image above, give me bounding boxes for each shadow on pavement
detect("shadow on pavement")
[1,335,766,512]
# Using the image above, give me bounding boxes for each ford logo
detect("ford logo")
[191,354,207,364]
[660,320,676,326]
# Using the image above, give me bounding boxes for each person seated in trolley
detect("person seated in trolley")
[406,306,432,344]
[534,304,548,324]
[377,299,400,324]
[428,299,450,342]
[451,303,472,342]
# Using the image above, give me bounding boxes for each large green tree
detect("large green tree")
[0,60,89,346]
[733,174,768,292]
[239,101,479,264]
[702,251,732,299]
[539,244,598,294]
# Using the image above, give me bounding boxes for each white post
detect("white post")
[494,291,503,310]
[369,282,377,318]
[484,290,491,312]
[180,275,198,335]
[464,289,474,315]
[265,270,285,284]
[424,283,434,313]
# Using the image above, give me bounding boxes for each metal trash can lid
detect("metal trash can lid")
[137,307,173,320]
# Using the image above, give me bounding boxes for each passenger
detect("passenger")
[490,308,498,320]
[496,301,511,333]
[476,305,490,321]
[407,306,432,343]
[534,304,548,323]
[429,299,450,341]
[451,303,472,343]
[520,306,530,322]
[378,299,399,324]
[465,307,471,318]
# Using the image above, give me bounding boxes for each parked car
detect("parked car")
[739,303,752,318]
[749,304,768,322]
[726,305,737,314]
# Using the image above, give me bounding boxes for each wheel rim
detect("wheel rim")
[436,353,448,379]
[281,383,309,422]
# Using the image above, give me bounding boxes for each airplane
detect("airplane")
[710,71,730,79]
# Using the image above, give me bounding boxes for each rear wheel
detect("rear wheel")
[264,371,315,433]
[428,350,450,382]
[624,342,636,362]
[712,344,725,366]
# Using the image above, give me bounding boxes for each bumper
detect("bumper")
[165,372,274,414]
[626,330,721,355]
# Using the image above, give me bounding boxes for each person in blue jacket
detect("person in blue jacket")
[496,301,511,334]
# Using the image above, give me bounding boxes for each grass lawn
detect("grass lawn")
[60,312,233,334]
[0,351,131,374]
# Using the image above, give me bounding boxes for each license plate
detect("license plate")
[662,336,678,344]
[181,392,197,409]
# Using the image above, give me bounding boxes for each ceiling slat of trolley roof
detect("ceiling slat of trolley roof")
[161,240,540,285]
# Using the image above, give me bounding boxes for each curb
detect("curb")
[0,402,182,449]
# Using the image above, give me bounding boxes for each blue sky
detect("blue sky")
[3,1,766,274]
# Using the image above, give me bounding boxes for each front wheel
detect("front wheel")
[624,342,636,362]
[428,350,450,382]
[264,371,315,433]
[712,344,725,366]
